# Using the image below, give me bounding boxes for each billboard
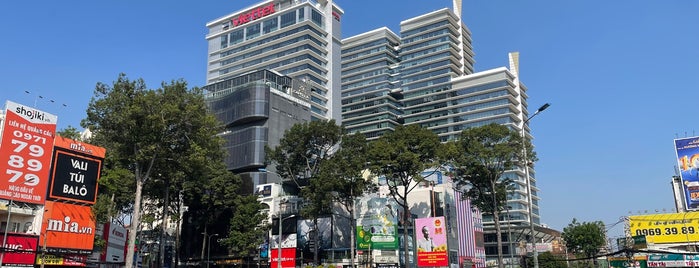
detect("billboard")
[356,197,398,250]
[2,234,38,266]
[415,217,448,267]
[36,254,87,267]
[675,136,699,210]
[629,212,699,244]
[101,223,127,263]
[269,248,295,268]
[41,201,96,254]
[0,100,57,204]
[48,136,105,204]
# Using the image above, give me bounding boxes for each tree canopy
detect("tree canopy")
[365,124,442,267]
[444,123,534,268]
[562,218,606,261]
[81,73,259,267]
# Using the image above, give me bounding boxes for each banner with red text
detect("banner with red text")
[0,100,57,204]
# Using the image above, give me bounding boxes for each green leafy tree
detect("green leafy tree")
[524,252,568,268]
[82,74,230,268]
[56,125,82,140]
[365,124,442,267]
[562,219,606,266]
[267,119,344,265]
[316,132,372,267]
[444,123,534,268]
[227,194,269,258]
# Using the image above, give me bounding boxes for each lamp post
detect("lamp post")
[521,103,550,268]
[206,233,219,268]
[277,214,295,268]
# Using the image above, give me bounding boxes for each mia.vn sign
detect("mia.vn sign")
[48,136,105,204]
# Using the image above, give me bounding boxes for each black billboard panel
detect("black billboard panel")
[48,150,102,204]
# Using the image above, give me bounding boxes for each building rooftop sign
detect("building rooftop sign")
[232,3,275,27]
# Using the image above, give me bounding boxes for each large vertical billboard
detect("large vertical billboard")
[41,201,96,254]
[415,217,448,267]
[674,137,699,210]
[356,197,398,250]
[101,223,127,263]
[0,100,57,204]
[48,136,105,204]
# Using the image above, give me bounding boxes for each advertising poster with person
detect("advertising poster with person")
[675,136,699,210]
[415,217,448,267]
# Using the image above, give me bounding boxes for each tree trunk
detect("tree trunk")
[402,203,410,268]
[126,176,144,268]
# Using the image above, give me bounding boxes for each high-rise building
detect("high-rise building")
[204,70,311,192]
[205,0,343,123]
[341,2,553,265]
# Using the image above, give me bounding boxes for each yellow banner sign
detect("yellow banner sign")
[36,254,63,265]
[629,212,699,244]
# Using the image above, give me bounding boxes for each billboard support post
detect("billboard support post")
[0,200,12,266]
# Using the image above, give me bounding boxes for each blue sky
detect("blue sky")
[2,0,698,238]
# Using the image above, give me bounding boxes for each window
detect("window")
[229,29,244,45]
[220,34,228,49]
[246,23,261,40]
[263,17,278,34]
[280,11,296,28]
[298,7,305,21]
[311,10,322,26]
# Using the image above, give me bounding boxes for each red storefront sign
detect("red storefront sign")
[232,3,275,27]
[0,100,57,204]
[269,248,295,268]
[3,234,38,266]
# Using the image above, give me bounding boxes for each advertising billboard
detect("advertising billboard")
[675,136,699,210]
[101,223,126,263]
[629,212,699,244]
[269,248,295,268]
[415,217,448,267]
[41,201,96,254]
[356,197,398,250]
[0,100,57,204]
[36,254,87,267]
[48,136,105,204]
[2,234,38,266]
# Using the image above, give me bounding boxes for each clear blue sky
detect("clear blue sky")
[2,0,698,238]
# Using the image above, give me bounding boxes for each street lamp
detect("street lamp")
[277,213,296,268]
[206,233,219,268]
[521,103,550,268]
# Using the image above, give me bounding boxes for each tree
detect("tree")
[266,119,344,265]
[316,132,372,267]
[365,124,442,267]
[227,194,269,258]
[82,74,230,268]
[561,218,606,266]
[56,125,82,140]
[524,252,567,268]
[444,123,534,268]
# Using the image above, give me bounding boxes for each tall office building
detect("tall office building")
[341,1,552,264]
[205,0,343,123]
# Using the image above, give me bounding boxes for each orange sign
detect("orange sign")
[0,100,57,204]
[41,201,96,253]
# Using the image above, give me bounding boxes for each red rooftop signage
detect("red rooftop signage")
[232,3,275,27]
